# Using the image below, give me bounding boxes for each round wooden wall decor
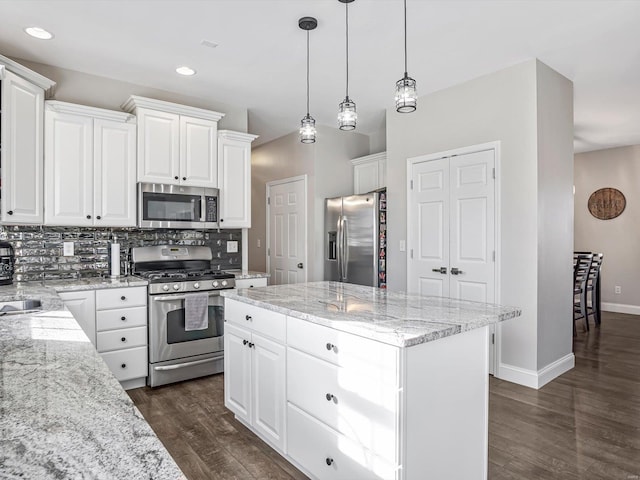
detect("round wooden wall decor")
[588,188,626,220]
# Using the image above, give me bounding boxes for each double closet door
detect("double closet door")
[408,149,496,303]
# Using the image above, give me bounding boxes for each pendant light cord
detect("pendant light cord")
[306,30,310,115]
[403,0,408,75]
[345,1,349,98]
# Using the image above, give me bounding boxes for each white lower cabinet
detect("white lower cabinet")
[60,286,148,390]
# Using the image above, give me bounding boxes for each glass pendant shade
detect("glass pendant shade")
[300,114,317,143]
[395,73,417,113]
[338,97,357,130]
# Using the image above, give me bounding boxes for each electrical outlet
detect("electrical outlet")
[399,240,406,252]
[227,240,238,253]
[63,242,74,256]
[257,239,261,248]
[615,285,621,294]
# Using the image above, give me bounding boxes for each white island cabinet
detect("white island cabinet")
[222,281,521,480]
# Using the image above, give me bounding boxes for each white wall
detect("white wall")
[387,59,574,387]
[574,145,640,312]
[14,57,248,132]
[249,125,369,281]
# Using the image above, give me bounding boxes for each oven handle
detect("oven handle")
[153,355,224,371]
[152,293,222,302]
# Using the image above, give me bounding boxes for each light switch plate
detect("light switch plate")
[399,240,406,252]
[227,240,238,253]
[63,241,74,256]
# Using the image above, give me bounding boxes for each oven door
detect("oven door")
[149,291,225,363]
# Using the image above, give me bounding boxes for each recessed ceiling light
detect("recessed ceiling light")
[201,40,219,49]
[176,66,196,76]
[24,27,54,40]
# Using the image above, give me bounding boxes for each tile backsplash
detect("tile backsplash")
[0,225,242,282]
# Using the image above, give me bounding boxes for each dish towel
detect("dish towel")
[184,293,209,331]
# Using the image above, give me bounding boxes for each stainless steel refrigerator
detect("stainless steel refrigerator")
[324,190,387,288]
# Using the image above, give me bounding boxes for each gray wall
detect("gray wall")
[13,57,248,132]
[386,59,574,382]
[249,125,369,281]
[574,145,640,309]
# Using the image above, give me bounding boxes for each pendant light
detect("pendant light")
[299,17,318,144]
[338,0,357,130]
[395,0,417,113]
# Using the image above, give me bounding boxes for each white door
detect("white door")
[136,107,179,184]
[44,111,94,226]
[267,177,307,285]
[224,323,252,424]
[408,149,495,303]
[58,290,96,346]
[251,332,286,451]
[180,116,218,187]
[94,119,136,227]
[1,71,45,224]
[218,135,251,227]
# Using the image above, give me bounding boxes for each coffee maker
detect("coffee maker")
[0,242,15,285]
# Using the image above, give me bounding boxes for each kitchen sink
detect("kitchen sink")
[0,299,42,315]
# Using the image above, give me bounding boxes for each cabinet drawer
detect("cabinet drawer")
[96,286,147,310]
[225,298,285,342]
[287,317,399,385]
[287,347,399,462]
[97,326,147,353]
[96,306,147,331]
[235,277,267,289]
[288,404,398,480]
[101,346,147,381]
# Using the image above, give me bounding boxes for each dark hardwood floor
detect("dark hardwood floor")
[129,311,640,479]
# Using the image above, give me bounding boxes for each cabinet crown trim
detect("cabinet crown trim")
[0,54,56,96]
[350,152,387,166]
[45,101,136,123]
[218,130,259,142]
[121,95,225,122]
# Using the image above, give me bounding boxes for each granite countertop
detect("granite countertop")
[0,282,184,479]
[228,269,270,280]
[222,281,521,348]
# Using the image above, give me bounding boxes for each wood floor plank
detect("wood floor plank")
[128,311,640,479]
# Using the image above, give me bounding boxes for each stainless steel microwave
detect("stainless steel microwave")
[138,183,219,229]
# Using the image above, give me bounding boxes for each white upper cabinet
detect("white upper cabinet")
[218,130,258,228]
[122,96,224,188]
[44,101,136,227]
[351,152,387,194]
[0,58,55,224]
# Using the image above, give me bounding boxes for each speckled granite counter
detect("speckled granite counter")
[228,269,270,280]
[222,281,521,347]
[0,281,184,479]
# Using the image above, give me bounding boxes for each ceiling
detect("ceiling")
[0,1,639,152]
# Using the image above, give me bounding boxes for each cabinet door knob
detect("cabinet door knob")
[243,339,248,345]
[121,337,126,342]
[325,457,334,466]
[121,363,127,369]
[325,393,335,402]
[86,215,92,219]
[96,215,101,220]
[120,296,126,301]
[245,315,252,321]
[220,218,224,222]
[248,342,254,348]
[182,177,186,181]
[121,316,126,321]
[326,343,334,351]
[174,176,179,180]
[7,210,13,215]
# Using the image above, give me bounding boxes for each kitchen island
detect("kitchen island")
[221,281,521,480]
[0,282,184,479]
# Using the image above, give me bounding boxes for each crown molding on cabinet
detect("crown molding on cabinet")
[0,54,56,96]
[349,151,387,166]
[218,130,259,143]
[121,95,225,122]
[45,100,136,123]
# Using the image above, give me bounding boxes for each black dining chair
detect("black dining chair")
[585,253,604,327]
[573,253,593,334]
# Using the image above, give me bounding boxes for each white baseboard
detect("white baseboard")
[601,302,640,315]
[497,353,574,389]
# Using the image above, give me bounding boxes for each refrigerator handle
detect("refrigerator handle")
[336,216,343,281]
[342,216,349,280]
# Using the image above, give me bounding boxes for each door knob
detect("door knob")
[432,267,447,274]
[297,263,303,269]
[451,267,464,275]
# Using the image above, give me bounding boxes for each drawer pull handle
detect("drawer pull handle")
[121,296,126,301]
[243,340,248,345]
[121,363,127,369]
[325,457,334,466]
[121,337,126,342]
[121,316,126,321]
[245,315,252,321]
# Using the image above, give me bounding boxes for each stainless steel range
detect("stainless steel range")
[131,245,235,387]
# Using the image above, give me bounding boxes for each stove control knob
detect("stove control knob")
[162,285,169,291]
[212,281,219,288]
[173,284,180,291]
[221,280,228,287]
[193,282,200,289]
